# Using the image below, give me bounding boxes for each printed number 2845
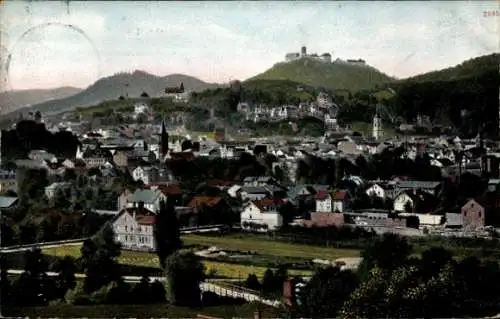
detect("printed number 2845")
[483,10,500,17]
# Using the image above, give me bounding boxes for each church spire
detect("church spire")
[159,118,169,161]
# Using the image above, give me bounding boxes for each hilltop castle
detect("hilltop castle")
[284,46,367,66]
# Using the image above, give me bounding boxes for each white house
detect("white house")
[45,182,72,200]
[126,188,167,213]
[134,103,149,116]
[112,208,156,251]
[399,212,442,227]
[132,166,154,185]
[240,200,283,232]
[315,190,333,212]
[366,183,386,199]
[393,191,414,212]
[315,190,349,213]
[227,184,242,198]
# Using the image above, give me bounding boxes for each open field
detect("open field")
[182,234,361,260]
[41,244,313,279]
[3,302,280,318]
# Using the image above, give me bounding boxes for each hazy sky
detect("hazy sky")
[0,1,498,90]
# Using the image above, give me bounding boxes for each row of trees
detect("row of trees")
[289,233,500,318]
[1,221,204,308]
[1,167,134,247]
[1,119,79,161]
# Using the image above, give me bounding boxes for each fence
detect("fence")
[200,282,281,308]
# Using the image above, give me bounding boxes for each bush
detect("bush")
[244,274,261,291]
[64,282,91,305]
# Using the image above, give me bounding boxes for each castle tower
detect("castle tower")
[159,119,169,161]
[372,106,383,140]
[301,46,307,57]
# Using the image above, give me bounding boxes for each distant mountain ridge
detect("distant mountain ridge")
[0,87,83,115]
[400,53,499,84]
[8,71,220,116]
[248,58,396,92]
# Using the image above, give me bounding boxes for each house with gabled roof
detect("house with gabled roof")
[188,195,220,209]
[240,199,283,232]
[393,189,437,214]
[240,186,270,201]
[0,196,19,214]
[112,207,156,251]
[315,189,350,213]
[395,180,441,197]
[126,188,167,213]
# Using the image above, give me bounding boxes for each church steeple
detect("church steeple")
[159,119,169,161]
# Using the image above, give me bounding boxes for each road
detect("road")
[6,269,240,283]
[0,225,226,253]
[0,241,86,254]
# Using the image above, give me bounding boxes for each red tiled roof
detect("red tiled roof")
[187,196,222,208]
[123,207,156,216]
[252,199,281,211]
[153,184,182,196]
[315,190,330,200]
[206,179,234,187]
[136,215,156,225]
[168,152,194,161]
[334,191,347,200]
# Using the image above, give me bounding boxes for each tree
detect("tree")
[278,202,296,227]
[1,219,15,247]
[154,199,182,269]
[36,219,55,242]
[419,247,453,279]
[244,274,261,291]
[63,168,77,181]
[261,268,275,295]
[150,280,166,303]
[53,188,71,209]
[0,255,12,305]
[131,276,152,304]
[18,169,48,207]
[164,251,205,306]
[274,264,289,292]
[80,225,121,294]
[295,267,359,318]
[54,256,77,299]
[358,233,412,280]
[11,248,51,306]
[404,201,413,213]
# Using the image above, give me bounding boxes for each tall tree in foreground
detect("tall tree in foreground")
[154,199,182,269]
[357,233,412,280]
[164,251,205,306]
[80,224,121,294]
[11,248,51,306]
[54,256,77,299]
[292,266,359,318]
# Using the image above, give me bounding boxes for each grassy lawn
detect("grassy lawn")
[2,302,281,318]
[41,244,313,279]
[182,234,360,260]
[203,260,311,279]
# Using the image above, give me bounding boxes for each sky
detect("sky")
[0,1,498,91]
